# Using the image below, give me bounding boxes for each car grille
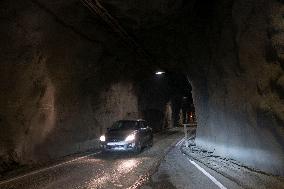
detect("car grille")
[107,138,123,142]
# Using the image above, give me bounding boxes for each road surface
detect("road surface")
[142,137,241,189]
[0,128,251,189]
[0,130,182,189]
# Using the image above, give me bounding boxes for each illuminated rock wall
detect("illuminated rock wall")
[100,0,284,175]
[192,0,284,175]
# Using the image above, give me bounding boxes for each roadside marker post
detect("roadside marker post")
[183,123,190,147]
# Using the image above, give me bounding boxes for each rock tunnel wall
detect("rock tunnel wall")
[192,0,284,175]
[99,0,284,175]
[0,0,284,176]
[0,0,143,172]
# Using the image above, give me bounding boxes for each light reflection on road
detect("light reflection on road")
[86,155,148,189]
[0,130,182,189]
[118,159,139,172]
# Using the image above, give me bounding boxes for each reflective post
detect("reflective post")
[183,124,189,147]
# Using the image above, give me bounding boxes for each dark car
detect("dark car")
[99,119,153,153]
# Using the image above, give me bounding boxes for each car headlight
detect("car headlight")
[100,135,106,142]
[125,134,135,142]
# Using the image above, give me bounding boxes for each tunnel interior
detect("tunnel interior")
[137,71,194,132]
[0,0,284,176]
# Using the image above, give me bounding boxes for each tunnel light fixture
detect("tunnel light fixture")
[155,71,165,75]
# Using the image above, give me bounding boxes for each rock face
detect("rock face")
[100,0,284,175]
[0,0,284,176]
[0,0,142,171]
[0,0,180,172]
[192,0,284,175]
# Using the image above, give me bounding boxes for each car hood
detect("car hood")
[105,129,136,139]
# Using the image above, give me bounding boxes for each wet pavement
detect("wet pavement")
[2,127,281,189]
[0,129,182,189]
[142,128,284,189]
[142,138,237,189]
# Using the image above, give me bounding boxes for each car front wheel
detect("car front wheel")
[148,138,153,147]
[133,141,142,154]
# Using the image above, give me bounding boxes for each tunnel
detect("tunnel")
[0,0,284,177]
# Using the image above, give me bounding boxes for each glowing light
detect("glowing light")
[155,71,165,75]
[125,134,135,142]
[100,135,105,142]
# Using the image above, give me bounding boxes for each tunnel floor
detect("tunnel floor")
[0,128,283,189]
[0,129,182,189]
[143,128,284,189]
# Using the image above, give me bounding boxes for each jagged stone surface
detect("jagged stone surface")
[0,0,142,172]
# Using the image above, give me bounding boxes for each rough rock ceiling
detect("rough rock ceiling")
[82,0,199,72]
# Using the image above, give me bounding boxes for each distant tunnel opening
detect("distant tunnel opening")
[137,71,196,132]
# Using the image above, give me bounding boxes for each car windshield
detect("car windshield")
[111,121,139,130]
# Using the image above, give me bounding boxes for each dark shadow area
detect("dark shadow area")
[137,71,196,132]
